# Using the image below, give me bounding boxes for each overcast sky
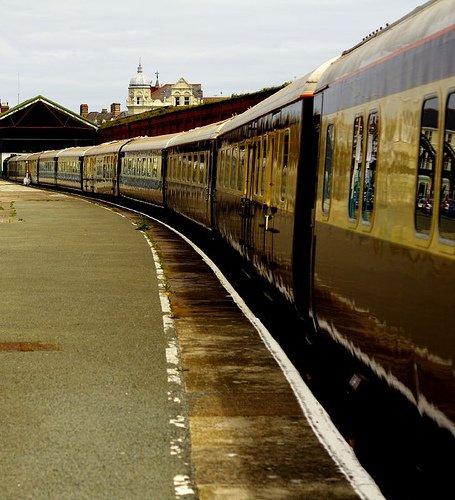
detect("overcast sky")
[0,0,423,113]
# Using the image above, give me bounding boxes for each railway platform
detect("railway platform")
[0,181,368,498]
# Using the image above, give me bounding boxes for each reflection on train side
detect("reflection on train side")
[440,93,455,241]
[415,92,455,241]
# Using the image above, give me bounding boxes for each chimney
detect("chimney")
[101,108,108,114]
[110,102,121,118]
[1,101,9,113]
[80,103,88,118]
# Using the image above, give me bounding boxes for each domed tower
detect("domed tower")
[126,60,154,115]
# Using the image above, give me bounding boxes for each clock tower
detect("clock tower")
[126,61,154,115]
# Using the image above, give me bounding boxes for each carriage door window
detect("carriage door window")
[322,124,334,214]
[349,116,364,220]
[280,130,290,202]
[415,97,439,235]
[198,153,205,184]
[362,112,379,223]
[218,150,224,187]
[248,142,257,196]
[237,145,245,192]
[439,92,455,241]
[254,139,261,196]
[259,137,267,196]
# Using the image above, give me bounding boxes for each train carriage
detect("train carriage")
[83,140,130,195]
[312,0,455,432]
[119,134,176,206]
[57,146,95,191]
[26,152,42,184]
[38,150,59,186]
[166,121,231,229]
[8,153,30,182]
[215,62,332,303]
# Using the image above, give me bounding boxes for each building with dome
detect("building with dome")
[126,61,203,115]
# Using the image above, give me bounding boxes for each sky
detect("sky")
[0,0,424,114]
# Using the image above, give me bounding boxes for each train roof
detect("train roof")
[315,0,454,91]
[26,152,42,161]
[85,139,131,156]
[122,133,178,153]
[57,145,97,158]
[39,150,60,161]
[167,119,233,147]
[219,60,335,136]
[8,154,28,164]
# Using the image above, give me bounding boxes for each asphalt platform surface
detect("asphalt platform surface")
[0,182,192,498]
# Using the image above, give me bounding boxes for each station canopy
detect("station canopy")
[0,95,97,153]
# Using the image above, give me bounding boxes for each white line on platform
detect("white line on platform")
[142,231,195,497]
[85,197,385,500]
[92,200,196,498]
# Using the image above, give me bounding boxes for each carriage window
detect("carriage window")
[270,135,277,200]
[415,97,439,235]
[152,157,158,178]
[198,153,205,184]
[322,124,334,214]
[280,130,290,202]
[349,116,364,220]
[223,148,229,188]
[249,143,258,195]
[230,146,237,190]
[173,156,177,180]
[218,150,225,187]
[204,152,209,184]
[439,93,455,241]
[259,137,267,196]
[237,145,244,192]
[183,155,189,182]
[222,149,228,187]
[179,156,182,180]
[362,113,379,223]
[172,156,177,180]
[188,154,197,182]
[181,156,185,181]
[253,141,261,196]
[168,157,172,180]
[192,154,198,183]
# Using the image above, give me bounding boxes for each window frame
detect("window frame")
[361,110,379,226]
[322,123,335,215]
[348,114,365,222]
[438,90,455,244]
[414,94,440,238]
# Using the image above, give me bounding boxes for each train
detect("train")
[5,0,454,439]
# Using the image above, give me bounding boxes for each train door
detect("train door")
[247,136,272,262]
[201,149,211,227]
[263,132,279,261]
[240,140,256,254]
[292,94,319,317]
[84,156,96,192]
